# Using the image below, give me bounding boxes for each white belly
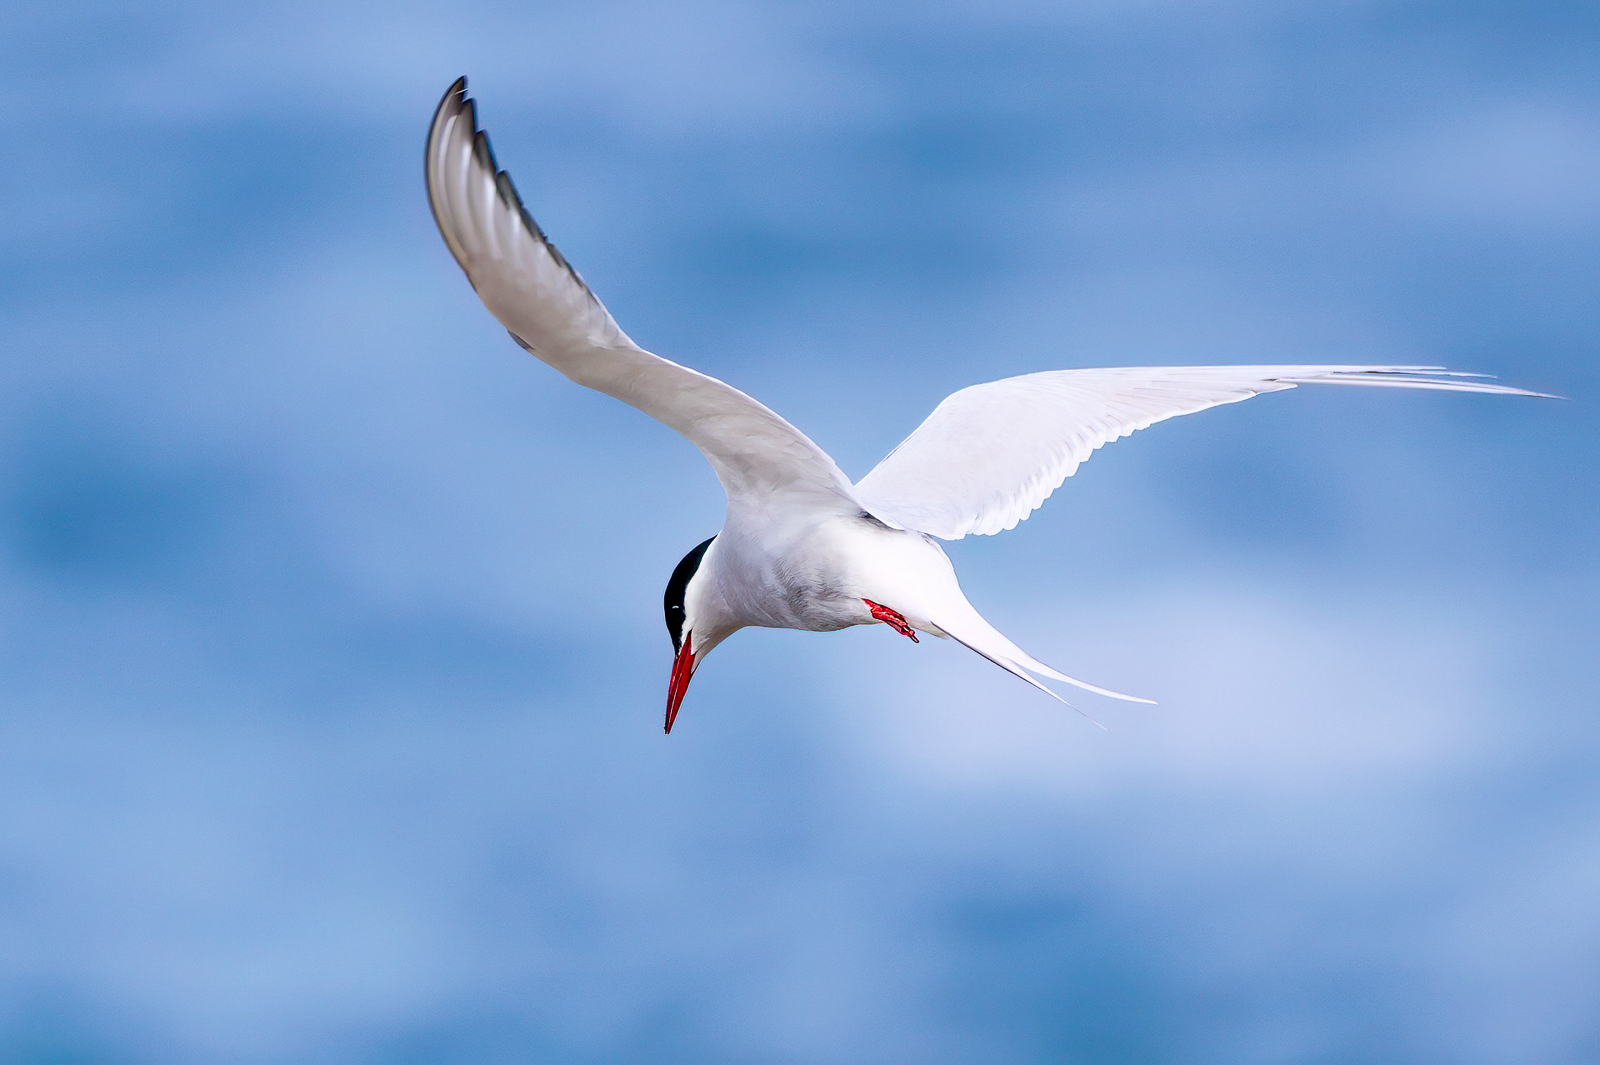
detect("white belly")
[711,511,957,634]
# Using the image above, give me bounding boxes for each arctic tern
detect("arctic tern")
[424,77,1549,733]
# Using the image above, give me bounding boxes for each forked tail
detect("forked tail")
[934,600,1155,722]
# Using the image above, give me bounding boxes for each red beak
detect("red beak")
[665,635,695,734]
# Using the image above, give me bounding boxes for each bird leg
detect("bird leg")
[863,599,918,643]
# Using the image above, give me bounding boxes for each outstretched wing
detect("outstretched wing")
[854,365,1552,540]
[426,77,860,510]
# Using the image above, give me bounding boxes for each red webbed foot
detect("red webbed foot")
[863,599,918,642]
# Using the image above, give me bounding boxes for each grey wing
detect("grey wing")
[426,77,861,511]
[854,364,1552,540]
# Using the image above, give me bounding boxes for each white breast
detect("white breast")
[707,511,951,633]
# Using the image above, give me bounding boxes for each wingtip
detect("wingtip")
[1450,375,1563,400]
[435,76,469,117]
[1291,368,1563,400]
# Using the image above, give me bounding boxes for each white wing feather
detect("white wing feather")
[426,78,860,511]
[855,365,1553,540]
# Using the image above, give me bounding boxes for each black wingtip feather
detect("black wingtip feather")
[518,204,545,241]
[494,169,517,209]
[433,77,468,124]
[425,75,600,308]
[472,128,497,171]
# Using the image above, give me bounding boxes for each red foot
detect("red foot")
[864,599,918,642]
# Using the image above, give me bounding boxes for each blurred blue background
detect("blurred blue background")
[2,2,1595,1062]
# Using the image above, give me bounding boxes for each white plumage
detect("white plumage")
[425,80,860,515]
[854,364,1547,539]
[424,78,1551,732]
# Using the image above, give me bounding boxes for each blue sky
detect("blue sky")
[2,2,1596,1062]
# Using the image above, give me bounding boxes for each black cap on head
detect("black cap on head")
[663,536,715,652]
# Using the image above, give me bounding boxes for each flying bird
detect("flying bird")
[424,77,1550,734]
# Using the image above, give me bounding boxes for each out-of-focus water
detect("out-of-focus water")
[1,3,1594,1062]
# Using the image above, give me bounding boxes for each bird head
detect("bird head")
[662,535,731,733]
